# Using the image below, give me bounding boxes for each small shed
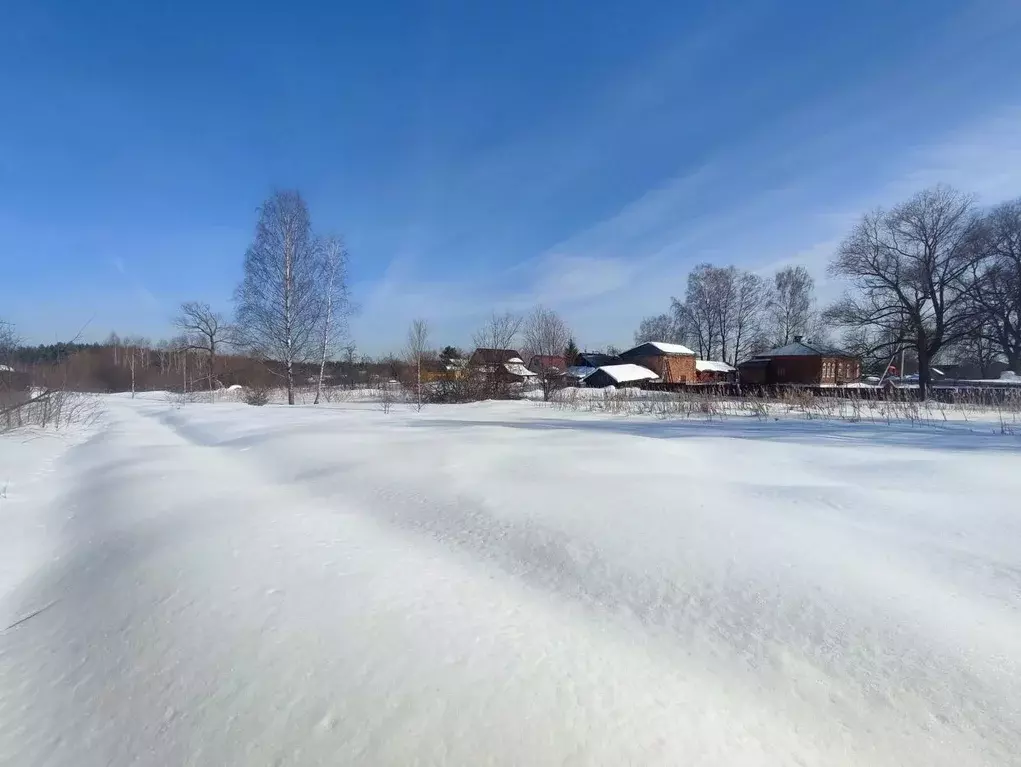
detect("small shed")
[737,336,860,385]
[582,364,660,388]
[695,359,737,383]
[618,341,697,384]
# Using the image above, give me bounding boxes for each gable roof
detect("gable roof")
[576,352,621,368]
[470,348,521,364]
[621,341,696,357]
[583,364,660,384]
[528,354,566,370]
[751,339,853,359]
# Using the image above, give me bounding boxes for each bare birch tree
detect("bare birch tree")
[405,318,430,411]
[523,306,571,401]
[234,190,322,405]
[174,301,233,392]
[826,185,985,398]
[672,264,719,359]
[672,264,765,363]
[731,270,768,364]
[313,235,352,404]
[472,311,522,351]
[766,266,816,347]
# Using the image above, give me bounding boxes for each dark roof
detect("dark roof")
[620,341,696,358]
[751,338,853,359]
[576,352,622,368]
[469,348,521,364]
[528,354,566,370]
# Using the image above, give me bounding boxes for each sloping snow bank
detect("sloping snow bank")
[1,398,1020,765]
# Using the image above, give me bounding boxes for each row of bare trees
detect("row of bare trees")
[635,265,819,365]
[633,186,1019,399]
[827,186,1021,396]
[395,308,574,405]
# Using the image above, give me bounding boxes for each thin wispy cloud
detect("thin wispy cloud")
[6,1,1020,351]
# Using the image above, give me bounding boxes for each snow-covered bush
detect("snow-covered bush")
[244,385,270,406]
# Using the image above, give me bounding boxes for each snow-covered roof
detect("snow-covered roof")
[751,338,851,358]
[583,364,660,384]
[507,357,525,364]
[566,365,597,379]
[635,341,696,356]
[695,360,735,373]
[503,362,537,377]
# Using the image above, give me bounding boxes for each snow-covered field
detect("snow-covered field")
[1,395,1020,766]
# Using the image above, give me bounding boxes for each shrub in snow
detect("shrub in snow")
[244,386,270,407]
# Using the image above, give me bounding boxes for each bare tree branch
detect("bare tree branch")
[405,318,430,411]
[472,311,522,351]
[523,306,571,401]
[826,185,986,397]
[173,301,233,392]
[313,235,353,404]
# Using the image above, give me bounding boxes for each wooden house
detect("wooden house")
[467,348,537,383]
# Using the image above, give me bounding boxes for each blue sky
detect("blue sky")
[3,0,1021,352]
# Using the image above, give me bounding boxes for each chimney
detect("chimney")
[793,335,803,343]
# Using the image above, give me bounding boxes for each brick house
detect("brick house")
[618,341,697,384]
[737,336,861,385]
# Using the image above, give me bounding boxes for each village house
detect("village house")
[526,354,567,375]
[467,348,537,383]
[618,341,697,384]
[737,336,861,385]
[565,352,622,382]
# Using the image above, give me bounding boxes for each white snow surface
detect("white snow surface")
[502,361,537,377]
[2,396,1021,766]
[584,363,661,383]
[643,340,697,355]
[695,359,736,373]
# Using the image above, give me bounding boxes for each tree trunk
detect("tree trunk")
[287,360,295,406]
[916,344,930,401]
[314,292,333,406]
[209,340,216,392]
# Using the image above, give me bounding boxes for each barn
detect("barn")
[738,336,861,385]
[618,342,697,384]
